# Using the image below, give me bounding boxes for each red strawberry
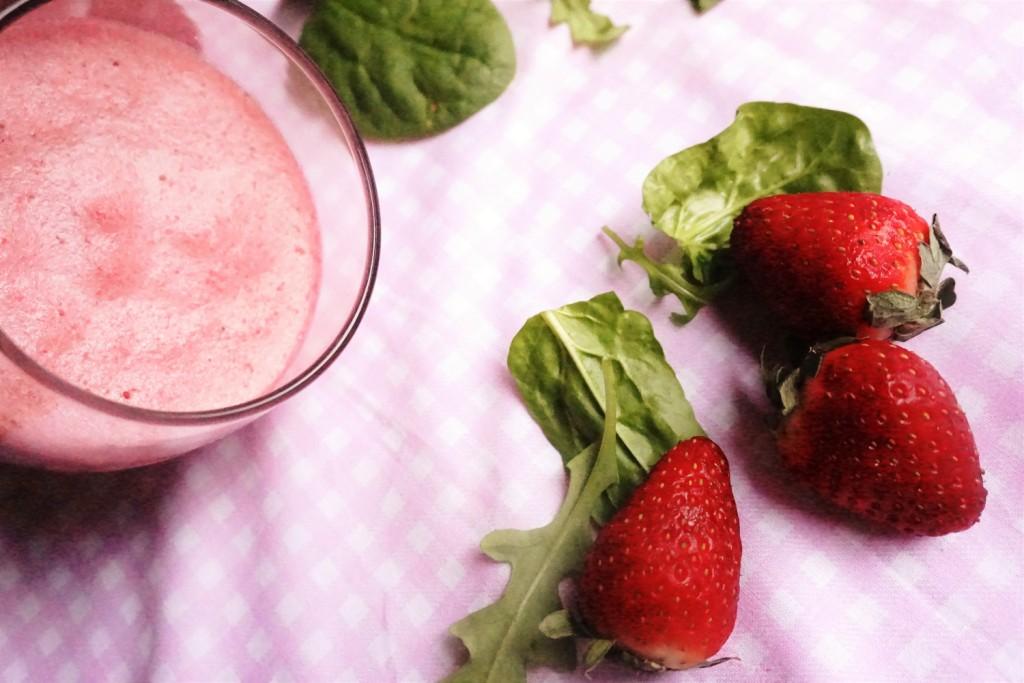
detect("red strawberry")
[577,437,741,670]
[768,339,986,535]
[731,192,967,341]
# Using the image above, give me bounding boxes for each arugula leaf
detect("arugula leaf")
[507,292,703,513]
[690,0,723,13]
[549,0,628,47]
[602,227,730,326]
[444,360,622,683]
[641,101,882,289]
[300,0,515,140]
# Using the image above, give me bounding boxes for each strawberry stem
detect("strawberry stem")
[866,214,967,341]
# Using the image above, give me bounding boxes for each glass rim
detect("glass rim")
[0,0,381,426]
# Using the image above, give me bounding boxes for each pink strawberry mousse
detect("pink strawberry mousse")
[0,17,321,411]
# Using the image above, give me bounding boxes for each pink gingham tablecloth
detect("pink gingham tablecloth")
[1,1,1023,681]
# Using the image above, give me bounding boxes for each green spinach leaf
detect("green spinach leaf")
[300,0,515,140]
[444,360,621,682]
[507,292,703,513]
[641,101,882,287]
[549,0,628,47]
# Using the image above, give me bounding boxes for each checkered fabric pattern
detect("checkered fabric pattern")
[1,1,1022,681]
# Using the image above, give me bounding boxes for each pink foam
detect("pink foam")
[0,18,321,411]
[18,0,200,47]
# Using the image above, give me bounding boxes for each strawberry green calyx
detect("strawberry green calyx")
[582,639,615,671]
[867,215,968,341]
[538,607,737,673]
[618,649,668,672]
[763,338,857,417]
[538,609,617,672]
[538,609,576,640]
[619,650,737,672]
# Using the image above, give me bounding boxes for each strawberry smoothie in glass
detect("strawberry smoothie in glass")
[0,0,379,470]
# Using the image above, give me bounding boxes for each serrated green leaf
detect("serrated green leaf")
[444,360,622,683]
[603,226,732,326]
[549,0,628,47]
[507,292,703,515]
[642,101,882,291]
[300,0,515,140]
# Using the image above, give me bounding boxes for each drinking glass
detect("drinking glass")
[0,0,380,470]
